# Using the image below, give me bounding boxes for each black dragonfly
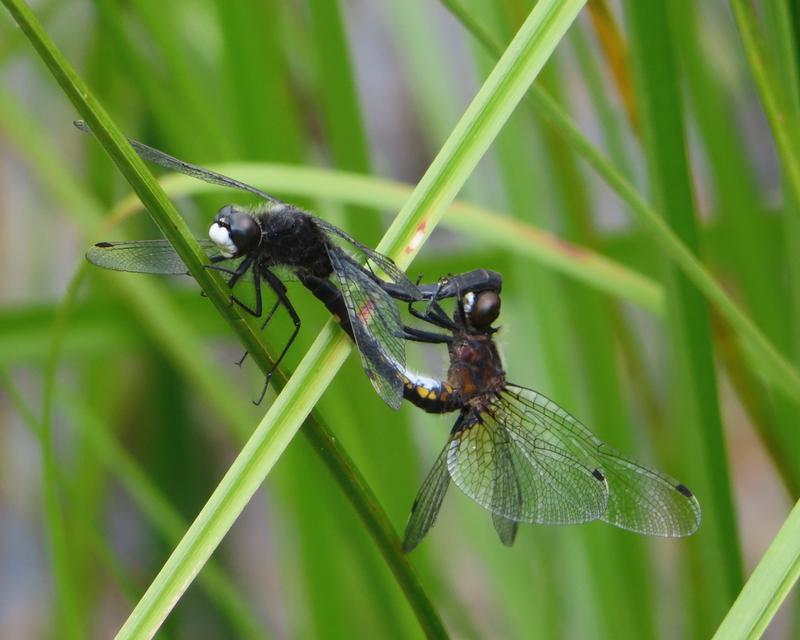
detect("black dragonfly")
[387,270,701,551]
[78,121,431,407]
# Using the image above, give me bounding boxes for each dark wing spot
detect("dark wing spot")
[592,469,606,482]
[675,483,693,498]
[95,242,114,248]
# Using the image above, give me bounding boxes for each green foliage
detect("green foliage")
[1,0,799,638]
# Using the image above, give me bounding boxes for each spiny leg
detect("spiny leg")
[409,300,452,328]
[402,325,452,344]
[232,267,263,368]
[252,269,302,405]
[227,262,263,317]
[204,255,254,310]
[408,279,454,330]
[201,255,238,300]
[425,278,456,324]
[235,295,282,367]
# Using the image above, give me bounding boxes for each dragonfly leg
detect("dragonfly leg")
[205,264,239,277]
[407,279,455,330]
[409,300,453,329]
[206,256,256,311]
[206,253,243,276]
[228,265,263,317]
[252,269,302,405]
[234,296,282,367]
[402,325,452,344]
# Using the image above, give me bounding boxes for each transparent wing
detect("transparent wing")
[313,216,421,301]
[447,408,609,525]
[326,246,405,409]
[85,239,218,274]
[75,120,281,203]
[492,513,519,547]
[402,444,451,552]
[492,435,522,546]
[498,385,702,537]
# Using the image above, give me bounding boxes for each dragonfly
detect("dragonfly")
[389,271,702,550]
[78,121,444,407]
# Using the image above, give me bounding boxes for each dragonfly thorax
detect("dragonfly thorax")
[255,207,334,278]
[447,332,505,400]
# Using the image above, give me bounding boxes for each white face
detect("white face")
[463,291,476,314]
[209,222,238,258]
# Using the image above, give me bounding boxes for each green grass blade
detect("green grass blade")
[731,0,800,217]
[536,57,656,638]
[306,0,380,242]
[212,0,303,162]
[105,2,587,636]
[569,19,636,182]
[580,0,638,133]
[38,271,85,640]
[87,0,205,153]
[124,0,230,155]
[713,498,800,639]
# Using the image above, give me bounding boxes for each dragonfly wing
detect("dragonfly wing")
[326,246,405,409]
[492,513,519,547]
[314,217,422,301]
[402,443,451,552]
[446,406,609,525]
[75,120,281,204]
[85,239,217,274]
[491,436,522,546]
[499,385,702,537]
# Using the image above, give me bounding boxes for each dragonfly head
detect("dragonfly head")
[209,205,261,258]
[462,289,501,332]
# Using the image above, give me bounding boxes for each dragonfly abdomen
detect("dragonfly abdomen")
[401,371,460,413]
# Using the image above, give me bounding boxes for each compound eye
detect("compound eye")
[228,211,260,254]
[469,290,500,328]
[213,204,237,224]
[209,205,260,257]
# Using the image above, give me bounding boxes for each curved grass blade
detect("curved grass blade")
[108,164,663,314]
[731,0,800,217]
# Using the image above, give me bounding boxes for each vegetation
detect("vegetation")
[1,0,798,638]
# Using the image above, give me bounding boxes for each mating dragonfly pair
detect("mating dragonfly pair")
[82,123,701,550]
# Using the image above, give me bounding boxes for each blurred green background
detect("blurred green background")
[1,0,799,638]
